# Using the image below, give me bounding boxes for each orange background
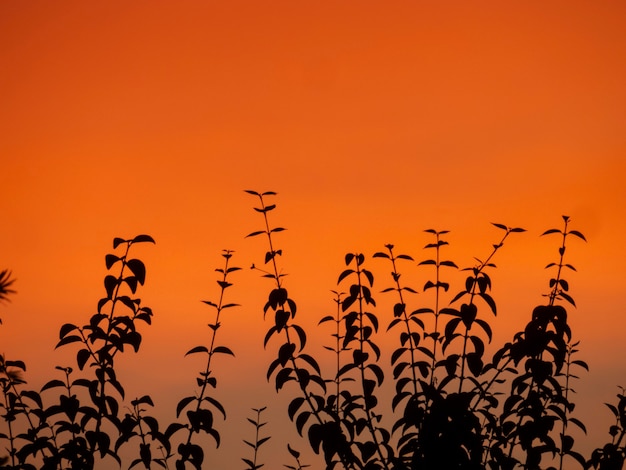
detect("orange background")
[1,1,625,468]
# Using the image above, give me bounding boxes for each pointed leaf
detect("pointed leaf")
[113,237,127,249]
[568,230,587,242]
[131,234,156,244]
[126,259,147,285]
[185,346,209,356]
[176,396,196,417]
[213,346,235,356]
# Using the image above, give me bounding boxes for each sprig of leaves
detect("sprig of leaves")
[167,249,239,469]
[588,387,626,469]
[246,190,358,470]
[242,407,271,470]
[54,234,156,467]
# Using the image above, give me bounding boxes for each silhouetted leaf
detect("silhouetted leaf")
[278,342,296,366]
[480,292,497,315]
[20,390,43,409]
[450,290,466,303]
[474,318,493,341]
[393,303,405,318]
[137,311,153,325]
[104,275,118,299]
[368,363,384,385]
[275,309,290,332]
[131,395,154,407]
[467,352,483,376]
[569,417,587,433]
[264,326,278,347]
[203,396,226,419]
[338,269,354,284]
[177,396,196,418]
[341,294,357,311]
[296,411,312,435]
[572,360,589,371]
[287,298,297,317]
[131,234,156,245]
[441,260,458,268]
[126,259,146,285]
[297,354,320,379]
[477,274,490,293]
[76,349,90,370]
[353,350,369,365]
[118,295,139,312]
[288,397,306,421]
[391,347,407,365]
[41,379,65,392]
[213,346,234,356]
[165,422,186,438]
[56,334,83,349]
[113,237,127,248]
[59,322,79,339]
[105,254,120,269]
[307,424,323,454]
[185,346,209,357]
[542,229,561,236]
[460,303,478,329]
[275,368,294,390]
[445,354,460,376]
[338,362,357,378]
[125,331,142,352]
[363,269,374,287]
[254,204,276,213]
[559,292,576,307]
[123,276,138,293]
[246,230,266,238]
[287,444,300,459]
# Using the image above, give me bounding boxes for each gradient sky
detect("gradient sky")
[1,2,625,468]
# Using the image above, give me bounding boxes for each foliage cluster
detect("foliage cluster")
[0,192,624,470]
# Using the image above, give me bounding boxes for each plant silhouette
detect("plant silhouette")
[0,270,16,307]
[242,406,270,470]
[0,194,624,470]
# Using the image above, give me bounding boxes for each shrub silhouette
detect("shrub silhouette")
[0,191,624,470]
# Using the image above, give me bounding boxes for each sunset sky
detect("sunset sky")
[1,1,625,468]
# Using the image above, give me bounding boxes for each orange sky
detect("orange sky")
[1,1,625,468]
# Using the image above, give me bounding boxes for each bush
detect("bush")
[0,191,624,470]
